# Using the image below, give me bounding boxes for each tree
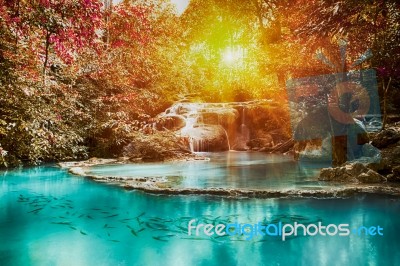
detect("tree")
[1,0,103,77]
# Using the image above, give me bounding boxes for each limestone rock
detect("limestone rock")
[155,115,186,131]
[183,125,230,152]
[319,163,386,183]
[371,127,400,148]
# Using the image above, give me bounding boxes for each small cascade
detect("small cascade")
[240,106,249,140]
[242,105,245,125]
[231,105,249,150]
[223,128,231,151]
[188,137,194,153]
[156,101,273,152]
[180,104,200,153]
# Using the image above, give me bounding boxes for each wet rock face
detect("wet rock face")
[182,125,230,152]
[200,109,238,127]
[319,163,386,183]
[154,100,287,152]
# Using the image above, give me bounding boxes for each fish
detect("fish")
[136,212,145,218]
[87,215,94,219]
[137,228,146,233]
[161,234,174,238]
[152,236,168,242]
[104,224,115,229]
[175,225,188,232]
[149,217,164,222]
[80,230,87,235]
[109,240,120,243]
[28,207,43,213]
[130,229,138,236]
[105,214,119,218]
[69,226,77,230]
[145,222,168,230]
[119,218,134,222]
[51,221,72,225]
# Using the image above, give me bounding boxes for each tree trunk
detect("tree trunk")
[382,77,392,129]
[332,135,347,166]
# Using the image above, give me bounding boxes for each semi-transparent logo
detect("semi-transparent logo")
[286,43,381,164]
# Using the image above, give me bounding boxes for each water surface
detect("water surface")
[87,152,333,190]
[1,166,400,265]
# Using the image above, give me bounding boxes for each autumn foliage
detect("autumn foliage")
[0,0,399,167]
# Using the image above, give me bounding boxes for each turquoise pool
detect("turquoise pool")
[86,152,333,190]
[1,164,400,265]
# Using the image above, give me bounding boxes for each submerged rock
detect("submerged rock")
[319,163,386,183]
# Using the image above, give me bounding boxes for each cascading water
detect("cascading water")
[240,106,250,144]
[157,103,237,152]
[155,100,273,152]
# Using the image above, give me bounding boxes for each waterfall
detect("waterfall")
[156,101,276,152]
[240,106,250,146]
[223,128,231,151]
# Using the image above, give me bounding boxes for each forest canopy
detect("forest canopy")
[0,0,399,167]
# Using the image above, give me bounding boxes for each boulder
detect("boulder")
[371,145,400,181]
[182,125,230,152]
[155,115,186,131]
[319,162,386,183]
[371,127,400,148]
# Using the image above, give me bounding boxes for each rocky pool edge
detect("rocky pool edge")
[59,159,400,199]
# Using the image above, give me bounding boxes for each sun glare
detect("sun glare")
[222,46,245,65]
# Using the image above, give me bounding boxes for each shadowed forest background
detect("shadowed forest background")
[0,0,399,167]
